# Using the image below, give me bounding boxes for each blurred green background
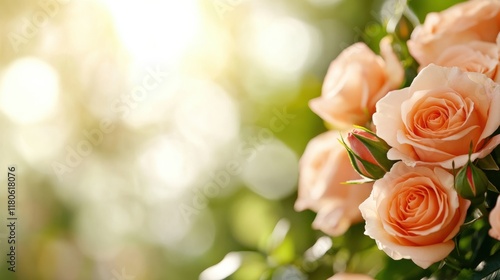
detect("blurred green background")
[0,0,464,279]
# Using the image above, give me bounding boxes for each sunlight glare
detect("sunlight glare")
[0,57,60,124]
[101,0,201,66]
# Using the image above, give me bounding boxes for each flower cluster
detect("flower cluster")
[296,0,500,278]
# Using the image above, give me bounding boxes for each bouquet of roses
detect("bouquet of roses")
[295,0,500,279]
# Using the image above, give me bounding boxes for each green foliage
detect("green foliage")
[408,0,467,22]
[375,258,430,280]
[472,250,500,280]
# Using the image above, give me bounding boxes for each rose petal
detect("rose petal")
[295,130,372,236]
[374,65,500,169]
[360,163,469,268]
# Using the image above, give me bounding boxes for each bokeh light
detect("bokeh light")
[139,134,201,196]
[0,57,60,124]
[173,80,240,151]
[101,0,201,67]
[245,16,320,78]
[13,122,69,167]
[241,140,299,200]
[241,12,322,103]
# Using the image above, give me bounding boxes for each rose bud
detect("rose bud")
[455,161,489,205]
[342,127,396,180]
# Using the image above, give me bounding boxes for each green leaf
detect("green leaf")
[269,237,295,265]
[478,155,500,171]
[428,263,460,280]
[472,250,500,279]
[481,270,500,280]
[375,258,429,280]
[265,219,290,254]
[347,245,386,276]
[469,224,492,268]
[488,181,500,193]
[457,269,474,280]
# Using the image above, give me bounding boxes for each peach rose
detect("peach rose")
[432,40,500,82]
[328,273,373,280]
[295,130,372,236]
[359,162,470,269]
[488,196,500,240]
[408,0,500,67]
[373,64,500,169]
[310,37,403,130]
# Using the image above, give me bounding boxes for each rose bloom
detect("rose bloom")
[489,196,500,240]
[310,37,403,130]
[373,64,500,169]
[328,273,373,280]
[359,162,470,269]
[408,0,500,67]
[295,130,372,236]
[431,40,500,82]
